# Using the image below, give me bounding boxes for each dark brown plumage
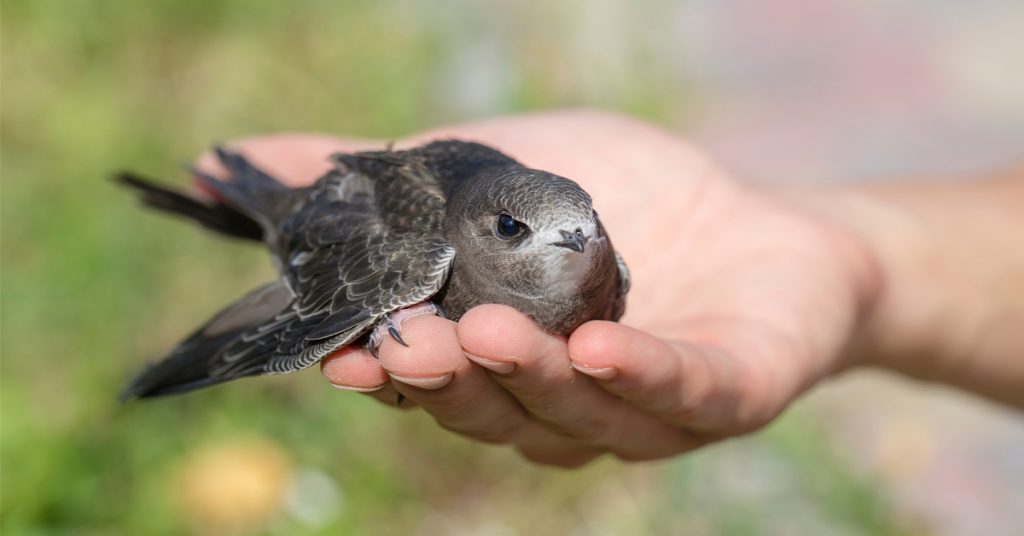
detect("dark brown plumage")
[117,141,629,399]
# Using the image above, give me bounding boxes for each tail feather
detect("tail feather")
[188,147,289,224]
[116,172,264,241]
[117,149,302,400]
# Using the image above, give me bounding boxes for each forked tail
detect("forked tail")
[116,147,291,241]
[115,172,264,240]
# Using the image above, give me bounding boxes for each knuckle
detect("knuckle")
[733,363,782,424]
[430,391,483,417]
[437,417,523,445]
[611,449,662,463]
[517,446,599,469]
[661,381,713,423]
[545,415,609,444]
[611,429,703,462]
[662,404,701,424]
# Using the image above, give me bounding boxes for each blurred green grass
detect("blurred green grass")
[2,1,917,533]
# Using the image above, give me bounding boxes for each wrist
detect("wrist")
[759,185,884,372]
[773,173,1024,406]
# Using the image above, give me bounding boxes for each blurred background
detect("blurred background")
[3,0,1023,534]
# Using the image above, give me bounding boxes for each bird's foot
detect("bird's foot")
[367,302,445,358]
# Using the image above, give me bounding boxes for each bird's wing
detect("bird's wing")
[231,153,457,375]
[121,280,297,399]
[122,152,455,398]
[610,250,631,321]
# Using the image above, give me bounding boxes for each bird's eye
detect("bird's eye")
[496,213,525,238]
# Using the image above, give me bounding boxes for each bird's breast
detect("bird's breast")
[435,242,618,336]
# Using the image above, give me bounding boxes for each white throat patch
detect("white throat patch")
[532,221,602,296]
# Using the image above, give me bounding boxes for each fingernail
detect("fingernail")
[330,382,386,393]
[464,353,516,375]
[571,363,617,380]
[388,372,454,390]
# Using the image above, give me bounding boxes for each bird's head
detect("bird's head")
[446,168,609,299]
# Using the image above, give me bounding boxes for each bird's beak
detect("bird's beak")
[551,229,587,253]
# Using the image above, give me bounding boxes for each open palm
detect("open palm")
[202,111,878,466]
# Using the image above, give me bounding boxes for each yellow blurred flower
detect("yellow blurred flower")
[175,437,293,533]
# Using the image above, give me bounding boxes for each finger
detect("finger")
[376,314,601,464]
[194,135,381,187]
[457,305,700,460]
[321,346,388,390]
[567,321,771,434]
[512,428,603,468]
[320,346,416,408]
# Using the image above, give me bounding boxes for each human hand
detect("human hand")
[199,111,881,466]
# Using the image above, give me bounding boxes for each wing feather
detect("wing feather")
[243,154,455,374]
[122,150,457,398]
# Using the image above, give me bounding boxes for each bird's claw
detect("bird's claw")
[366,302,442,358]
[387,325,408,347]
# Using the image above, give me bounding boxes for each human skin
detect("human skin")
[197,111,1024,467]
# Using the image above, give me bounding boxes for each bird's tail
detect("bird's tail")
[116,172,264,241]
[116,147,291,241]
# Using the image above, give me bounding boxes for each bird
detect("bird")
[116,140,630,400]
